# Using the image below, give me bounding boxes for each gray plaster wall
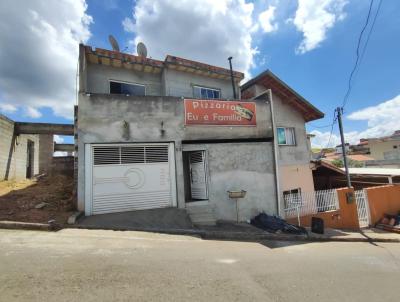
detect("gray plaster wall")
[0,115,39,180]
[77,94,274,213]
[78,94,272,143]
[183,142,277,221]
[163,68,240,100]
[86,64,163,96]
[85,62,239,100]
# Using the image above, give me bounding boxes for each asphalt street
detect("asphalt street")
[0,228,399,302]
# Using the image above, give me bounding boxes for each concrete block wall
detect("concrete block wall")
[39,134,54,174]
[0,115,39,181]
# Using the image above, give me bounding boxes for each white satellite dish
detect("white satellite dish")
[108,35,120,52]
[137,42,147,58]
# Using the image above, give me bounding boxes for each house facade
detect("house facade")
[241,70,324,201]
[76,45,323,224]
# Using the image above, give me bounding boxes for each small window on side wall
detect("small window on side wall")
[277,127,296,145]
[110,81,146,96]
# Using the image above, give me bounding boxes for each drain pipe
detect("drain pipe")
[267,89,282,216]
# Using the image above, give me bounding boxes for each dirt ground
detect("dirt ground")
[0,175,75,224]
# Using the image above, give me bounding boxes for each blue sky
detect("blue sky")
[0,0,399,147]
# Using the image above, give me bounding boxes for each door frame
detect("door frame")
[84,142,177,216]
[182,147,210,203]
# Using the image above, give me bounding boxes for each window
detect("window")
[110,81,145,96]
[193,86,220,99]
[283,188,301,209]
[277,127,296,145]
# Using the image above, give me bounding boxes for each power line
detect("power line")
[355,0,383,81]
[342,0,375,109]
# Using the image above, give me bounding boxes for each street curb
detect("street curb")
[1,222,399,243]
[67,224,400,243]
[0,220,61,231]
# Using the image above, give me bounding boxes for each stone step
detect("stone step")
[186,205,215,215]
[186,204,216,226]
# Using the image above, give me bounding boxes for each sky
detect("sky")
[0,0,399,147]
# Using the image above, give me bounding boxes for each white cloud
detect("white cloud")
[310,95,400,148]
[291,0,348,54]
[0,103,17,113]
[122,17,135,33]
[0,0,92,119]
[53,135,65,144]
[258,6,278,33]
[347,95,400,139]
[124,0,257,77]
[24,106,42,118]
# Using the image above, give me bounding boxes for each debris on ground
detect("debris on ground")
[0,175,75,224]
[376,213,400,234]
[251,213,307,235]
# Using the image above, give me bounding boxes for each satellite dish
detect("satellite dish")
[108,35,120,52]
[137,42,147,58]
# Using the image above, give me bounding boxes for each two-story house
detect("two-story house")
[76,44,323,225]
[241,70,324,204]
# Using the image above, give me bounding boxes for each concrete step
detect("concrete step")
[186,204,216,226]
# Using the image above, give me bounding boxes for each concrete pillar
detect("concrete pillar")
[38,134,54,174]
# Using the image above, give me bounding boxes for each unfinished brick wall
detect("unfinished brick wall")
[0,115,40,180]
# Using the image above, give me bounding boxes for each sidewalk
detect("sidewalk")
[1,219,400,243]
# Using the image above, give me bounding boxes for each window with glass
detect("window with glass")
[193,86,220,99]
[110,81,146,96]
[277,127,296,145]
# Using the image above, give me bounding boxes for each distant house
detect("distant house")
[367,130,400,160]
[312,160,400,190]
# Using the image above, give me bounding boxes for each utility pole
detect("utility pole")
[336,107,352,188]
[227,57,237,99]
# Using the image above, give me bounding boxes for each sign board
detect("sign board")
[184,99,256,126]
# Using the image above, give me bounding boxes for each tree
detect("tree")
[331,159,364,168]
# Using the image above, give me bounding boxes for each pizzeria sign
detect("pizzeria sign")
[184,99,256,126]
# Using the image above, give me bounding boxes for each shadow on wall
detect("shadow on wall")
[4,133,16,180]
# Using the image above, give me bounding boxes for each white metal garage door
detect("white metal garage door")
[87,143,176,215]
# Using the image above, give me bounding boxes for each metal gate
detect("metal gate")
[354,189,370,228]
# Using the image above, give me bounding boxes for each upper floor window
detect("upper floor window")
[110,81,146,96]
[277,127,296,145]
[193,86,220,99]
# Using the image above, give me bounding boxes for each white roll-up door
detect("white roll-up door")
[89,143,176,215]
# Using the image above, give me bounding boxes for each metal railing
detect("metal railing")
[283,189,339,221]
[354,189,371,228]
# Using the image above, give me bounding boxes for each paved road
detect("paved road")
[0,229,399,302]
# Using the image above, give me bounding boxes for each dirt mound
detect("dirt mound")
[0,175,75,224]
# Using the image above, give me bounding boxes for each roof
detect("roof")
[314,160,345,174]
[323,153,374,162]
[343,168,400,177]
[82,44,244,81]
[367,130,400,143]
[240,69,324,122]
